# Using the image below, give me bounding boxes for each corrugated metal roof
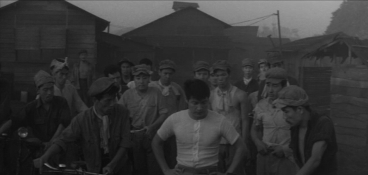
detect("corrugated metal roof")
[97,32,154,51]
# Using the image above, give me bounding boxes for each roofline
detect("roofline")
[122,6,231,37]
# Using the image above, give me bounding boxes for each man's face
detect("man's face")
[215,70,229,88]
[259,63,270,73]
[266,81,283,100]
[120,63,132,76]
[54,69,68,86]
[242,66,253,78]
[159,68,174,85]
[38,83,54,104]
[208,73,218,87]
[194,70,209,81]
[134,74,150,91]
[79,53,87,60]
[95,94,117,115]
[282,107,303,127]
[108,72,121,86]
[188,97,209,119]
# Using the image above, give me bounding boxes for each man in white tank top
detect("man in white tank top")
[209,60,251,175]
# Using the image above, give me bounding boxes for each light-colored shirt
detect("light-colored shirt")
[157,110,239,168]
[54,84,88,117]
[254,98,291,150]
[149,81,187,115]
[118,87,168,129]
[210,86,241,144]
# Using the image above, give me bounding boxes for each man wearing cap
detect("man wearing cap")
[0,70,71,150]
[127,58,159,89]
[234,58,259,95]
[118,59,134,93]
[257,59,270,83]
[193,61,210,82]
[251,68,297,175]
[149,59,187,169]
[36,77,131,175]
[209,60,250,175]
[118,64,168,175]
[274,85,337,175]
[49,58,88,117]
[70,50,95,106]
[208,67,218,90]
[152,79,246,175]
[104,64,124,99]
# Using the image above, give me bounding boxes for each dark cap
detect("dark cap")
[242,58,254,67]
[212,60,230,72]
[265,67,287,84]
[273,85,309,109]
[159,60,176,71]
[34,70,54,88]
[193,61,210,72]
[88,77,116,97]
[118,59,134,67]
[258,58,269,65]
[132,64,152,76]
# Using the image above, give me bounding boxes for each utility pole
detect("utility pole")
[276,10,283,59]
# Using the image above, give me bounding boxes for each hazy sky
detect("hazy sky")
[1,0,343,38]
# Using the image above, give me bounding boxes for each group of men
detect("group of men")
[0,52,337,175]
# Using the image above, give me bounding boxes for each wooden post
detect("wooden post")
[276,10,283,59]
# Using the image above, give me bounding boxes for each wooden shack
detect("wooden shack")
[0,0,109,100]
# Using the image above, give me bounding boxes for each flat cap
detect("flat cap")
[132,64,152,76]
[193,61,210,72]
[242,58,254,67]
[88,77,116,97]
[50,57,69,75]
[159,59,176,71]
[258,58,269,65]
[273,85,309,109]
[265,67,287,84]
[34,70,54,88]
[212,60,230,72]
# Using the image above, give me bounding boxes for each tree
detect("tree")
[325,1,368,39]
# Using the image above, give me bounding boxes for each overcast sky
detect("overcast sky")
[1,0,343,38]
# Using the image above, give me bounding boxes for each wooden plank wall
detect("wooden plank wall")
[0,1,98,101]
[331,66,368,175]
[300,67,332,115]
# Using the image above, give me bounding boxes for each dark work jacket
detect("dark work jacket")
[234,78,259,95]
[12,96,71,142]
[290,113,337,175]
[54,104,131,173]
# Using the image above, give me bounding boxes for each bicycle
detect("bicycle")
[40,162,106,175]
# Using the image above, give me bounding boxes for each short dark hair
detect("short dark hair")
[184,79,210,101]
[95,84,119,101]
[214,68,231,74]
[280,80,287,87]
[139,58,153,66]
[259,62,270,68]
[104,64,121,77]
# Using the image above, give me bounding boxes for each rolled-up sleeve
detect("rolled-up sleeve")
[220,118,240,145]
[157,115,174,141]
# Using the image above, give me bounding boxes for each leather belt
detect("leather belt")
[176,164,217,174]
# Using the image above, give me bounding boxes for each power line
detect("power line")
[244,15,274,26]
[230,14,275,25]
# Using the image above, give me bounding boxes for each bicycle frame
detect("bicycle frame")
[42,163,105,175]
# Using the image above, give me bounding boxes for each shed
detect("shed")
[0,0,109,100]
[122,6,233,85]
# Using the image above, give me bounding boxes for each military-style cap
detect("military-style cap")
[118,58,134,67]
[159,59,176,71]
[273,85,309,109]
[212,60,230,72]
[88,77,116,97]
[132,64,152,76]
[265,67,287,84]
[258,58,269,65]
[193,61,210,72]
[50,57,69,75]
[242,58,254,67]
[34,70,54,88]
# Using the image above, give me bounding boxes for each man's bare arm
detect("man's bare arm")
[152,134,175,175]
[226,138,246,174]
[296,141,327,175]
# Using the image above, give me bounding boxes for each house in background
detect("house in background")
[0,0,109,100]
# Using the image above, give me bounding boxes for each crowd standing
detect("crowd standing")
[0,51,337,175]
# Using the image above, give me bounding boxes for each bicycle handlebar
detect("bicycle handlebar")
[42,163,106,175]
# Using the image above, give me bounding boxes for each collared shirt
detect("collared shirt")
[254,98,291,148]
[54,84,88,117]
[118,87,168,129]
[210,86,241,144]
[12,96,71,142]
[54,104,131,173]
[157,110,239,168]
[290,113,337,175]
[149,81,187,116]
